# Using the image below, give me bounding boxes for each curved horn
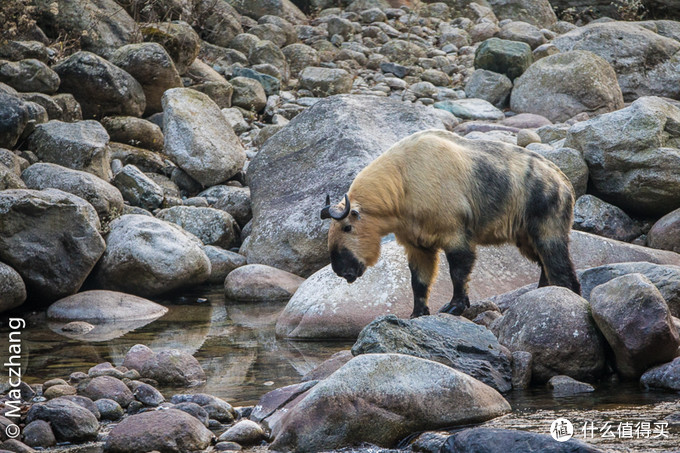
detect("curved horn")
[330,194,351,220]
[320,194,332,219]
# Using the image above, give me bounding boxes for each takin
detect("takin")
[320,129,581,318]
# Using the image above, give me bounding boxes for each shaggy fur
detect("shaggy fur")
[325,129,581,317]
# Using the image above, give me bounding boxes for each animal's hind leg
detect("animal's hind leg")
[439,246,476,316]
[517,235,549,288]
[534,237,581,295]
[406,246,438,318]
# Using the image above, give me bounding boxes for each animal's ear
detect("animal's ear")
[351,209,361,220]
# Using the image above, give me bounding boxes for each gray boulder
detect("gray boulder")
[229,76,267,111]
[548,375,595,396]
[22,163,123,220]
[464,69,512,109]
[510,51,624,123]
[441,428,604,453]
[241,95,447,276]
[205,185,252,227]
[162,88,246,187]
[553,21,680,101]
[0,189,105,303]
[103,409,213,453]
[80,375,134,408]
[641,357,680,391]
[224,264,305,301]
[0,162,26,190]
[140,21,200,74]
[590,273,680,379]
[202,246,246,283]
[474,37,532,81]
[0,59,60,94]
[112,164,165,211]
[487,0,557,28]
[91,215,211,297]
[33,0,137,58]
[494,286,608,383]
[26,120,112,181]
[194,0,243,47]
[110,43,182,115]
[299,67,353,97]
[47,290,168,323]
[352,314,513,392]
[573,194,641,242]
[53,52,145,119]
[580,261,680,318]
[563,96,680,216]
[0,262,26,313]
[648,208,680,254]
[270,353,510,451]
[100,116,164,152]
[227,0,308,24]
[0,93,30,148]
[156,206,240,248]
[26,398,99,443]
[498,21,546,49]
[140,350,206,386]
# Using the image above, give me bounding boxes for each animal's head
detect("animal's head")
[320,194,381,283]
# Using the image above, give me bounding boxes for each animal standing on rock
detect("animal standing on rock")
[321,130,581,318]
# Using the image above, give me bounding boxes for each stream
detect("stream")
[4,286,680,452]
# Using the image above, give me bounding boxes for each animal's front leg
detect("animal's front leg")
[439,246,476,316]
[406,246,438,318]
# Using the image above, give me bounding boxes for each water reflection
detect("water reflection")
[4,286,351,406]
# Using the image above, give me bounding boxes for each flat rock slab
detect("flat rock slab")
[47,290,168,323]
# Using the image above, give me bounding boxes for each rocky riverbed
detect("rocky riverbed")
[2,0,680,451]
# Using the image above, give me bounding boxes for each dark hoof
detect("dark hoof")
[410,306,430,318]
[438,297,469,316]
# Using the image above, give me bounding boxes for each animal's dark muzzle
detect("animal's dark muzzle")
[330,248,365,283]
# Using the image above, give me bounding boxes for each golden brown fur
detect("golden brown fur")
[326,129,580,317]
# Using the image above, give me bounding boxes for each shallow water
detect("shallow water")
[3,286,680,452]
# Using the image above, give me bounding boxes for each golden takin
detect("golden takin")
[320,129,581,317]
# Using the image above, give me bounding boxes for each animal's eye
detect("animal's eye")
[343,225,352,233]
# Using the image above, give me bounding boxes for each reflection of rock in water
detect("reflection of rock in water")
[47,316,160,342]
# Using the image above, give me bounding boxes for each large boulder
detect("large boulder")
[25,120,113,181]
[648,208,680,254]
[109,43,182,115]
[270,353,510,451]
[53,52,146,119]
[194,0,243,47]
[572,194,641,242]
[441,428,604,453]
[579,262,680,322]
[276,232,680,339]
[241,95,447,276]
[91,215,211,297]
[33,0,138,58]
[527,146,588,198]
[162,88,246,187]
[590,273,680,379]
[641,357,680,391]
[227,0,307,24]
[352,314,513,392]
[26,398,99,443]
[224,264,304,301]
[0,59,60,94]
[494,287,608,383]
[104,409,213,453]
[0,189,105,303]
[140,22,200,74]
[563,96,680,216]
[47,290,168,323]
[0,262,26,313]
[486,0,557,28]
[156,206,240,248]
[21,163,123,220]
[553,21,680,101]
[510,50,624,123]
[0,93,29,148]
[474,37,532,81]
